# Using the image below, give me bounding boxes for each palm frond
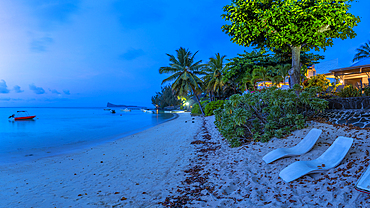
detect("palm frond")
[353,40,370,62]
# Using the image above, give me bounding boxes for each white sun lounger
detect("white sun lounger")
[262,128,322,164]
[279,136,353,183]
[355,165,370,194]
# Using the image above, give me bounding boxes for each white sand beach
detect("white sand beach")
[2,113,370,208]
[0,113,201,207]
[163,116,370,207]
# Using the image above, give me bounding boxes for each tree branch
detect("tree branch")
[318,24,331,33]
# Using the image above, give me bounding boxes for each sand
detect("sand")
[0,113,201,207]
[162,116,370,207]
[2,112,370,208]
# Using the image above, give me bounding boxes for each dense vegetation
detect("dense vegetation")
[152,0,364,147]
[214,86,328,147]
[221,0,360,87]
[204,100,225,116]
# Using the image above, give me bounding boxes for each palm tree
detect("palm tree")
[251,66,273,87]
[203,53,227,101]
[276,64,291,86]
[159,47,206,115]
[270,76,283,86]
[353,40,370,62]
[242,71,254,90]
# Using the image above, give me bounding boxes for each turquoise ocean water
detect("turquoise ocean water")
[0,107,174,165]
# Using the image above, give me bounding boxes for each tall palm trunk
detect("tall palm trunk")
[191,86,205,116]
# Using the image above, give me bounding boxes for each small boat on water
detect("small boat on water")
[121,108,131,112]
[110,109,116,114]
[104,108,111,111]
[9,111,36,120]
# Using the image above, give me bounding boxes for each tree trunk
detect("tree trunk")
[192,87,205,116]
[288,46,302,88]
[209,92,213,101]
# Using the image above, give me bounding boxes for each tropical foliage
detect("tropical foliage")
[191,101,209,115]
[353,40,370,62]
[214,85,328,147]
[203,53,227,101]
[221,0,360,87]
[204,100,225,116]
[224,50,324,92]
[302,74,330,93]
[159,47,206,115]
[364,85,370,97]
[338,85,362,98]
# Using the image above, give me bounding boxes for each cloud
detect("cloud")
[29,84,46,94]
[30,37,54,52]
[0,80,10,93]
[119,49,145,61]
[63,90,70,95]
[13,85,24,93]
[0,97,10,101]
[49,88,61,94]
[112,0,165,29]
[23,0,81,30]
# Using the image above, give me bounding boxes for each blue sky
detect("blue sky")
[0,0,369,107]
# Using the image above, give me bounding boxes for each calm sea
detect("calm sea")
[0,107,174,164]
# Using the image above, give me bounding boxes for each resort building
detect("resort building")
[308,58,370,89]
[325,57,370,88]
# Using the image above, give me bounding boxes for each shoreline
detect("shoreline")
[0,111,178,166]
[0,112,201,207]
[3,113,370,207]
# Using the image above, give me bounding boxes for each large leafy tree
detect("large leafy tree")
[159,47,206,115]
[353,40,370,62]
[203,53,227,101]
[225,50,277,88]
[222,0,360,88]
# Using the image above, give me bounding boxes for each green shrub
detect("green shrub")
[191,101,208,115]
[302,74,330,94]
[191,104,201,114]
[214,85,328,147]
[338,85,362,97]
[364,85,370,96]
[204,100,225,116]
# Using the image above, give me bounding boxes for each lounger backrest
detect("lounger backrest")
[290,128,322,153]
[314,136,353,168]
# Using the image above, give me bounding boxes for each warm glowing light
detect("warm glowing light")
[340,80,344,84]
[186,102,189,106]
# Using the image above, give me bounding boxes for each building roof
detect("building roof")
[330,57,370,73]
[312,58,339,74]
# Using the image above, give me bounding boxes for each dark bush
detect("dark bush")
[191,101,208,115]
[214,85,328,147]
[338,85,362,97]
[204,100,225,116]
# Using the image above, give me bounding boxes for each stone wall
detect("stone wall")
[312,109,370,128]
[326,97,370,109]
